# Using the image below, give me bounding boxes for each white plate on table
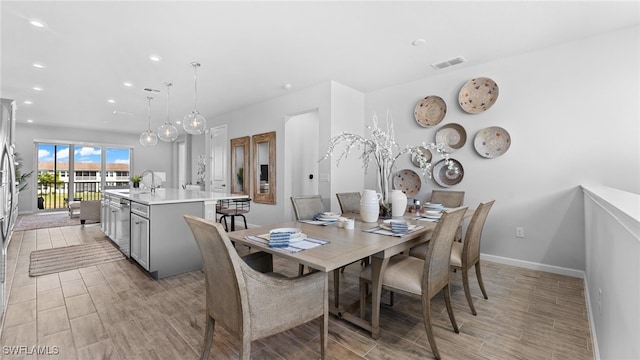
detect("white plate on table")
[268,228,306,243]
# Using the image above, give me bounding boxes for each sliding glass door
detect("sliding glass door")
[36,143,131,211]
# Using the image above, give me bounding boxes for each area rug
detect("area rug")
[15,211,99,231]
[29,241,124,276]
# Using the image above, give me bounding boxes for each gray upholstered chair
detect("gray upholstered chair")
[336,192,361,214]
[360,207,467,360]
[291,195,325,275]
[184,214,328,360]
[290,195,325,220]
[449,200,494,315]
[429,190,465,241]
[79,200,101,224]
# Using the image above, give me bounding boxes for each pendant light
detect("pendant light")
[158,82,178,142]
[183,62,207,135]
[139,96,158,147]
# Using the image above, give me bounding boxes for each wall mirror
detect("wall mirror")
[252,131,276,204]
[230,136,250,195]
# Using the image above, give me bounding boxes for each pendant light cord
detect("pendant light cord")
[165,83,171,123]
[147,96,153,130]
[191,62,200,111]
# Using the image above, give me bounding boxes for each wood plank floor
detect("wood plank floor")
[0,224,594,359]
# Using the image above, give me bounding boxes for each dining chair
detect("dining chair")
[336,192,361,214]
[184,214,328,360]
[291,195,325,275]
[409,201,494,315]
[429,190,465,241]
[290,195,325,220]
[449,200,494,315]
[359,207,467,360]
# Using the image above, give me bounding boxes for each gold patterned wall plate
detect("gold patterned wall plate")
[393,169,421,197]
[411,146,432,167]
[435,123,466,153]
[414,96,447,127]
[474,126,511,158]
[432,159,464,187]
[458,77,499,113]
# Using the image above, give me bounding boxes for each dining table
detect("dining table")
[227,208,474,339]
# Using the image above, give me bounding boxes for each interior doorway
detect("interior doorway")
[284,110,320,220]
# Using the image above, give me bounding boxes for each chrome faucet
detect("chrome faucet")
[140,169,156,193]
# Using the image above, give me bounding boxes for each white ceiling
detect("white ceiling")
[1,1,638,135]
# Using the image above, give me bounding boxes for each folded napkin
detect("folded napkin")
[268,231,291,248]
[390,221,409,234]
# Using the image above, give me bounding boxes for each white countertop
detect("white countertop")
[105,188,248,205]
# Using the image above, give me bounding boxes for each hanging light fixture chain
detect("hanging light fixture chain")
[191,62,200,111]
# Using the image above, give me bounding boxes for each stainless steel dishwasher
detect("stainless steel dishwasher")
[108,197,130,257]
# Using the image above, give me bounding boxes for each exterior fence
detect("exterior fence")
[36,181,128,210]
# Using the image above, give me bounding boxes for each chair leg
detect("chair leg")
[333,269,340,308]
[422,297,441,360]
[201,315,215,360]
[240,333,251,360]
[239,214,247,230]
[475,261,489,299]
[359,278,368,319]
[219,215,229,232]
[443,285,459,333]
[461,266,477,316]
[320,314,328,359]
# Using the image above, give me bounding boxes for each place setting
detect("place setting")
[298,212,341,226]
[364,219,424,237]
[245,227,329,253]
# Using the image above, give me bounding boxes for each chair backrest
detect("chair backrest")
[422,207,467,297]
[462,200,495,266]
[290,195,325,220]
[336,192,361,214]
[430,190,465,208]
[183,214,249,336]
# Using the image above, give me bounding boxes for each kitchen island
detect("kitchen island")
[104,189,247,279]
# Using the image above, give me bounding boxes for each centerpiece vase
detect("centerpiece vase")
[390,190,407,217]
[360,189,382,223]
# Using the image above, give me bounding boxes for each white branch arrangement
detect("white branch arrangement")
[320,111,459,203]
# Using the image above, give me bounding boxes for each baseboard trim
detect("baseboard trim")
[582,278,601,360]
[480,253,585,279]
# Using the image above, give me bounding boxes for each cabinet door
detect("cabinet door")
[130,213,150,271]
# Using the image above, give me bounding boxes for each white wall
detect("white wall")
[364,26,640,271]
[15,123,173,214]
[583,185,640,359]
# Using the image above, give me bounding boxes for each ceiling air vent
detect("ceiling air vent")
[431,56,467,70]
[143,88,160,92]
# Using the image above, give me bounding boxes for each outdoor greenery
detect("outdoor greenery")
[15,152,34,192]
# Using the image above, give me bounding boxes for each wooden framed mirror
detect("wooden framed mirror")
[252,131,276,204]
[230,136,250,195]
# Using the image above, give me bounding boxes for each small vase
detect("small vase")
[390,190,408,217]
[133,182,140,189]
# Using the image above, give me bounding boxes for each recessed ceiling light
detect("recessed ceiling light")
[149,54,162,62]
[23,100,33,105]
[27,119,34,123]
[107,99,116,104]
[32,63,46,69]
[123,82,133,87]
[412,39,426,46]
[29,19,46,28]
[282,83,293,90]
[32,86,43,91]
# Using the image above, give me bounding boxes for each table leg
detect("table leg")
[370,256,389,340]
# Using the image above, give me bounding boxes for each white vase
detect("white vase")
[390,190,407,217]
[360,189,382,223]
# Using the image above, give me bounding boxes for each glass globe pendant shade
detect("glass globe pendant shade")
[183,62,207,135]
[183,110,206,135]
[158,121,178,142]
[140,129,158,146]
[158,82,178,142]
[140,96,158,146]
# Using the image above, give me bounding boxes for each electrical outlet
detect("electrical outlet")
[515,227,525,238]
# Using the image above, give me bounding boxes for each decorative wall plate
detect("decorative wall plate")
[414,96,447,127]
[432,159,464,187]
[474,126,511,158]
[411,146,432,167]
[393,169,421,197]
[435,123,467,153]
[458,77,499,113]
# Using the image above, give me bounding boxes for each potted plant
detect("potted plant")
[131,175,141,188]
